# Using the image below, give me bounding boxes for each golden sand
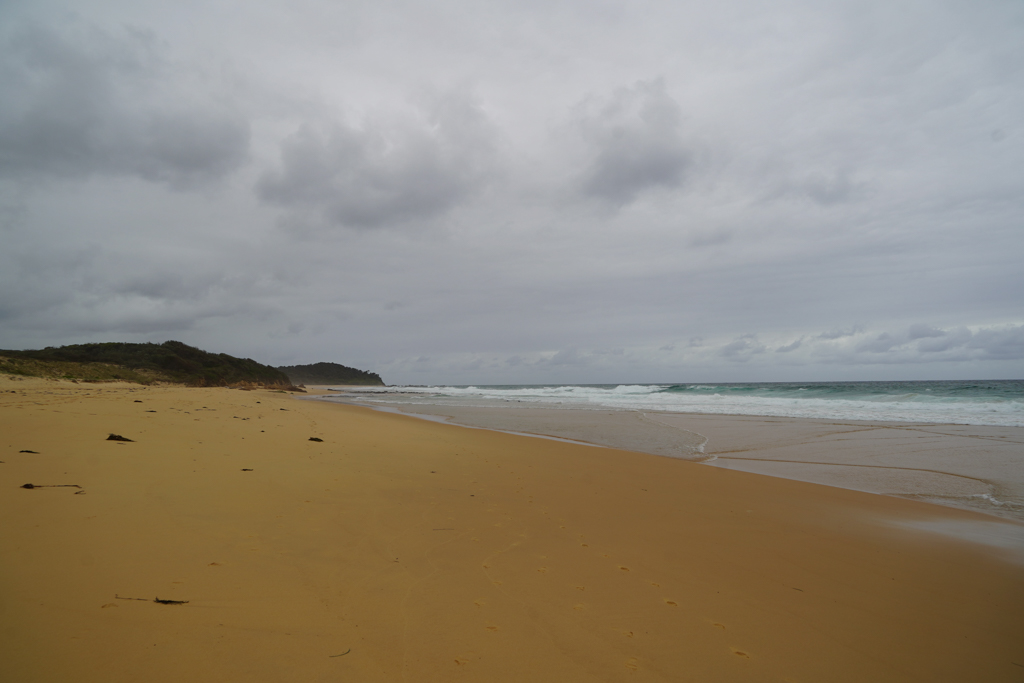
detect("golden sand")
[346,401,1024,522]
[2,377,1022,682]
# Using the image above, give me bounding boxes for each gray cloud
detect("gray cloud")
[776,338,803,353]
[542,348,586,366]
[969,326,1024,361]
[0,1,1021,384]
[801,324,1024,366]
[908,323,945,340]
[405,324,1024,383]
[108,269,224,303]
[818,326,864,340]
[916,327,972,353]
[801,170,866,206]
[573,78,691,205]
[720,334,767,360]
[834,324,1024,362]
[257,90,497,228]
[857,332,903,354]
[0,24,249,189]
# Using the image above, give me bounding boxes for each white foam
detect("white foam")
[329,385,1024,427]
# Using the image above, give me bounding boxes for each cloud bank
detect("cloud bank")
[257,90,497,228]
[1,0,1021,383]
[0,24,249,189]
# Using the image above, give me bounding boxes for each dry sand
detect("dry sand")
[2,377,1023,682]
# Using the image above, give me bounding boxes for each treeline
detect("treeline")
[0,341,293,387]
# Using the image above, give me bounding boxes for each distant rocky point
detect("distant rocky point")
[277,362,384,386]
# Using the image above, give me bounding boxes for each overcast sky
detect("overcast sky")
[1,0,1022,384]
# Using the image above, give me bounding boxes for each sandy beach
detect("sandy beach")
[2,377,1023,682]
[325,397,1024,522]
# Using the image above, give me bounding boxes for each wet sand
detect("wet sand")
[328,397,1024,523]
[2,377,1024,682]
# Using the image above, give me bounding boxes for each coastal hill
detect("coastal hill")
[0,341,295,387]
[277,362,384,386]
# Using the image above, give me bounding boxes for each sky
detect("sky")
[1,0,1022,384]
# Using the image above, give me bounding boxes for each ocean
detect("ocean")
[329,380,1024,427]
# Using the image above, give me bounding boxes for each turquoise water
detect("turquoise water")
[336,380,1024,426]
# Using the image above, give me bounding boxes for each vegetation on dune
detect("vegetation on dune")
[0,355,159,383]
[0,341,295,387]
[277,361,384,386]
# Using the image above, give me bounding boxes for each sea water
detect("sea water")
[330,380,1024,427]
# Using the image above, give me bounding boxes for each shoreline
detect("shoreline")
[314,381,1024,429]
[3,377,1023,681]
[307,389,1024,524]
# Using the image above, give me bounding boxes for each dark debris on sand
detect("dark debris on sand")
[115,595,189,605]
[21,483,82,490]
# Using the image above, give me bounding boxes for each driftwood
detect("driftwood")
[115,594,189,605]
[107,434,134,442]
[21,483,82,489]
[19,450,39,453]
[309,437,323,442]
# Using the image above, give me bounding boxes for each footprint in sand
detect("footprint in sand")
[485,626,499,631]
[537,567,547,573]
[474,599,486,607]
[625,657,639,671]
[712,623,726,629]
[731,648,750,659]
[619,566,630,572]
[454,658,468,666]
[664,600,678,606]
